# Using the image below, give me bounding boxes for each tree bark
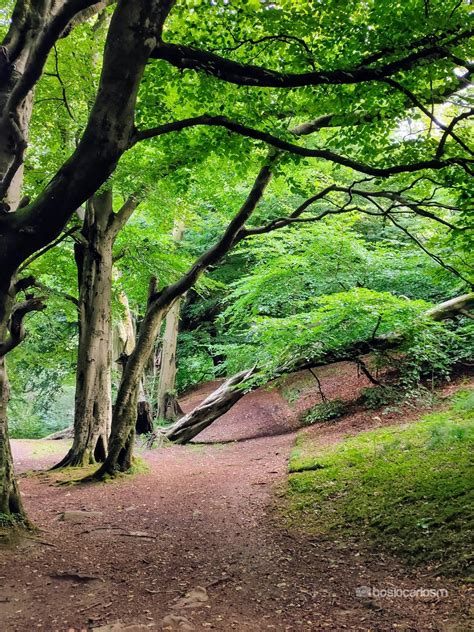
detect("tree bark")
[53,192,113,467]
[0,289,26,522]
[156,222,185,421]
[92,305,166,477]
[114,291,153,435]
[156,296,182,421]
[0,356,25,521]
[0,277,43,523]
[161,368,255,444]
[53,190,139,468]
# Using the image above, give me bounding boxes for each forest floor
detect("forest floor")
[2,362,473,632]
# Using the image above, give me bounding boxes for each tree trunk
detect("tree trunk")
[92,306,166,478]
[0,286,27,523]
[53,192,114,468]
[161,368,255,444]
[156,297,183,421]
[114,291,153,434]
[0,357,25,521]
[136,383,153,435]
[156,222,184,421]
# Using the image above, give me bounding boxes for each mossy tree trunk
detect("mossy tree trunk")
[0,314,24,521]
[0,278,43,523]
[53,190,138,468]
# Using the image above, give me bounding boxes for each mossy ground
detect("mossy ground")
[283,389,474,577]
[21,455,149,485]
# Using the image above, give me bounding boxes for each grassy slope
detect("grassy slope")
[284,389,474,577]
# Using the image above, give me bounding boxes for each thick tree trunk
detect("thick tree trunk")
[0,289,27,523]
[53,193,114,468]
[161,368,255,444]
[53,191,139,469]
[0,357,25,521]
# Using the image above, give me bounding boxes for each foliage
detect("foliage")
[301,399,348,425]
[360,386,401,409]
[175,330,217,394]
[285,389,474,576]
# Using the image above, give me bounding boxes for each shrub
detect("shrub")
[301,399,347,425]
[360,385,401,409]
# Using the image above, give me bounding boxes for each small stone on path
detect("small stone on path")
[162,614,195,630]
[58,510,103,523]
[172,586,208,609]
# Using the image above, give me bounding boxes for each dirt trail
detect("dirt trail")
[1,364,472,631]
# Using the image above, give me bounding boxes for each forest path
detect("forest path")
[3,366,472,631]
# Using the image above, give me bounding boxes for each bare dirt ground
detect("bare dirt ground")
[1,363,473,631]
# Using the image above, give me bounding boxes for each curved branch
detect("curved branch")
[386,214,472,286]
[135,114,471,177]
[6,0,115,112]
[0,296,45,356]
[384,78,474,157]
[18,225,80,272]
[151,29,473,88]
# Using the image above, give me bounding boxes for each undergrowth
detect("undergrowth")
[301,399,348,425]
[284,388,474,577]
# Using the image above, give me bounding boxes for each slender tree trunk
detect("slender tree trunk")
[156,222,184,421]
[156,297,182,421]
[92,306,166,477]
[114,291,153,434]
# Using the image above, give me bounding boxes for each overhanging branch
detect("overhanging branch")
[151,28,473,88]
[134,115,471,177]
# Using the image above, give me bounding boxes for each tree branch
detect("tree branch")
[384,78,474,157]
[386,214,472,286]
[110,193,141,238]
[151,29,473,88]
[0,296,45,356]
[134,114,471,177]
[18,226,80,272]
[436,108,474,159]
[6,0,114,112]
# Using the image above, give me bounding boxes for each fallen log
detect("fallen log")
[45,426,74,440]
[149,368,256,446]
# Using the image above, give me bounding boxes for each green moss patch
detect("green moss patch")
[284,389,474,577]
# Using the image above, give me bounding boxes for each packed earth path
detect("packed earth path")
[1,363,473,632]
